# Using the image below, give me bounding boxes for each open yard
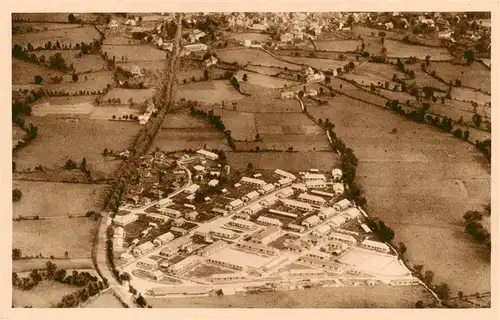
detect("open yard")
[148,284,435,308]
[150,128,230,152]
[227,151,340,171]
[102,44,167,62]
[13,217,98,259]
[384,40,453,60]
[12,180,109,218]
[426,62,490,94]
[12,280,81,308]
[13,117,140,175]
[84,290,125,308]
[308,96,490,294]
[175,80,245,104]
[217,48,301,70]
[13,25,101,49]
[313,40,361,52]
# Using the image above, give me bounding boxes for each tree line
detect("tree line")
[189,103,236,151]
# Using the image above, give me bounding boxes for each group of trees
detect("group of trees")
[189,105,236,150]
[475,139,491,162]
[365,217,395,243]
[12,188,23,202]
[463,208,491,250]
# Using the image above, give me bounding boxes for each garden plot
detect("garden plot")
[12,281,81,308]
[13,117,140,175]
[12,58,64,85]
[216,48,301,70]
[102,44,166,62]
[13,26,101,49]
[227,151,340,171]
[426,62,490,93]
[313,40,361,52]
[384,40,453,60]
[12,181,108,218]
[307,96,490,294]
[102,88,156,105]
[13,217,98,259]
[150,128,231,152]
[175,80,245,104]
[234,70,298,89]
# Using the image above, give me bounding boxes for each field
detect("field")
[102,88,156,105]
[175,80,245,104]
[12,280,81,308]
[217,48,301,70]
[12,180,108,218]
[384,40,453,60]
[13,259,94,273]
[279,56,345,71]
[451,88,490,105]
[13,22,81,33]
[185,264,234,278]
[102,36,142,45]
[101,44,166,62]
[227,151,340,171]
[84,290,125,308]
[150,128,230,152]
[213,109,257,141]
[235,70,298,89]
[13,217,98,259]
[161,112,213,129]
[12,13,99,23]
[12,58,64,85]
[29,50,107,73]
[149,284,435,308]
[13,117,140,174]
[12,26,101,49]
[313,40,361,52]
[44,71,114,94]
[245,65,283,76]
[426,62,490,93]
[31,96,95,117]
[223,32,271,43]
[343,61,405,88]
[307,96,490,294]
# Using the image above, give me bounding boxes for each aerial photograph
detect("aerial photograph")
[11,12,491,309]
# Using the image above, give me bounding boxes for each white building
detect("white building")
[156,198,173,208]
[306,180,327,189]
[168,256,201,275]
[287,223,306,233]
[228,219,256,230]
[276,187,294,199]
[361,239,391,253]
[132,241,155,256]
[185,184,200,194]
[311,190,334,198]
[278,177,293,186]
[225,199,244,211]
[291,183,307,192]
[361,224,372,233]
[210,228,238,240]
[114,212,137,227]
[153,232,175,246]
[298,193,327,206]
[240,177,267,187]
[329,232,357,245]
[197,240,227,257]
[250,226,282,244]
[196,149,219,160]
[280,32,294,42]
[181,43,209,56]
[258,183,275,194]
[318,207,336,220]
[332,183,344,196]
[205,55,218,67]
[193,165,205,172]
[260,195,278,207]
[208,179,219,187]
[158,207,182,218]
[282,199,313,212]
[343,207,361,219]
[385,22,394,30]
[333,199,351,211]
[137,257,159,270]
[303,173,327,181]
[243,202,263,215]
[329,215,348,227]
[212,207,230,216]
[256,216,283,227]
[236,241,278,255]
[242,191,260,202]
[274,169,297,181]
[302,215,321,228]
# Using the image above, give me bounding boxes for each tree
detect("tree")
[12,248,22,260]
[68,13,77,24]
[28,124,38,140]
[453,128,463,139]
[13,188,22,202]
[242,73,248,82]
[255,133,261,141]
[64,251,69,258]
[423,270,434,285]
[458,291,464,299]
[463,130,470,141]
[136,294,147,308]
[247,162,253,170]
[415,300,424,308]
[398,242,407,255]
[435,283,450,299]
[464,210,483,222]
[464,50,475,64]
[72,74,79,82]
[46,261,57,279]
[81,157,87,170]
[65,159,77,170]
[34,75,43,85]
[472,114,482,128]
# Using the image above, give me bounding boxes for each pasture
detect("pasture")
[13,217,98,259]
[12,58,64,85]
[12,280,81,308]
[12,13,99,23]
[280,56,345,71]
[102,88,156,105]
[426,62,490,93]
[29,50,107,73]
[213,109,257,141]
[150,128,231,152]
[31,96,95,118]
[384,40,453,60]
[13,26,101,49]
[161,112,213,129]
[245,65,283,76]
[451,88,490,105]
[227,151,340,171]
[223,32,271,43]
[175,80,245,104]
[216,48,301,70]
[13,117,140,175]
[102,44,167,62]
[84,290,125,308]
[149,284,434,308]
[313,40,361,52]
[307,96,490,294]
[102,36,142,45]
[343,61,405,89]
[235,70,298,89]
[44,70,114,94]
[223,95,302,113]
[13,22,81,34]
[12,180,108,218]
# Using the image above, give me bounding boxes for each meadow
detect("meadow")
[13,26,101,49]
[175,80,245,104]
[227,151,340,171]
[217,48,301,70]
[12,280,81,308]
[426,61,490,93]
[313,39,361,52]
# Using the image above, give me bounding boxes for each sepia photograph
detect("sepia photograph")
[7,8,495,313]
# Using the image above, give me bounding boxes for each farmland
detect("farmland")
[278,56,345,71]
[101,44,167,62]
[213,109,257,141]
[217,48,301,70]
[102,88,156,104]
[30,50,107,73]
[149,284,435,308]
[235,70,298,89]
[12,280,81,308]
[313,39,360,52]
[426,62,491,93]
[175,80,245,104]
[384,40,453,60]
[451,87,491,105]
[12,59,64,85]
[84,290,125,308]
[342,61,405,88]
[150,128,230,152]
[13,26,101,49]
[13,117,140,175]
[12,180,109,218]
[227,151,340,171]
[223,32,271,43]
[13,217,98,259]
[308,96,490,294]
